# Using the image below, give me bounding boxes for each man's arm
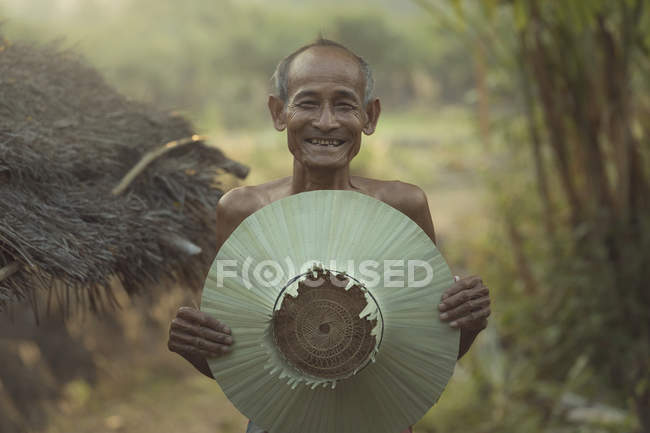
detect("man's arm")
[384,181,437,244]
[169,307,231,379]
[439,275,490,359]
[167,187,261,379]
[392,183,490,360]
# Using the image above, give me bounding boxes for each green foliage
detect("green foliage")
[414,1,650,432]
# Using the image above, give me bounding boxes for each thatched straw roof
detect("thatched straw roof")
[0,33,248,314]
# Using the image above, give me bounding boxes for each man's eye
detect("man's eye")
[336,103,356,111]
[297,101,318,108]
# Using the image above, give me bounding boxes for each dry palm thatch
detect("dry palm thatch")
[0,32,249,314]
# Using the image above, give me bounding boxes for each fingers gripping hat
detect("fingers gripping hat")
[201,190,458,433]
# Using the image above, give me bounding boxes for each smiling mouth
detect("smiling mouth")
[306,138,345,147]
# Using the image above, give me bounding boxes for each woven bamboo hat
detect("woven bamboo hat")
[201,190,458,433]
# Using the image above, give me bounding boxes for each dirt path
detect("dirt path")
[42,368,248,433]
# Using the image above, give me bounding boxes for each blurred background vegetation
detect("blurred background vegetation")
[1,0,648,432]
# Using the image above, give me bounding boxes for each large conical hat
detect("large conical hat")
[201,190,458,433]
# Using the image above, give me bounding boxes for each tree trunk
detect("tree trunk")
[519,33,555,239]
[635,387,650,433]
[528,15,583,227]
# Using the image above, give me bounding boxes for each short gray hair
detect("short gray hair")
[271,38,375,107]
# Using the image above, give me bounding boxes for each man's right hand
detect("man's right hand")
[168,306,233,359]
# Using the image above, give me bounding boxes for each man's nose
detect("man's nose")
[312,104,340,131]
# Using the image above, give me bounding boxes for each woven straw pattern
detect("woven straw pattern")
[273,268,378,381]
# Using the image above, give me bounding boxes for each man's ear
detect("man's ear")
[363,98,381,135]
[268,95,287,131]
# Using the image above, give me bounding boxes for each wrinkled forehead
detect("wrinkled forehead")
[287,46,366,99]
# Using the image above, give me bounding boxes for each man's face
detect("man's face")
[274,46,377,170]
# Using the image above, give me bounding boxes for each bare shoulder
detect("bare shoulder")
[353,177,436,243]
[355,177,428,217]
[382,180,428,214]
[217,185,264,222]
[215,177,291,242]
[215,185,266,244]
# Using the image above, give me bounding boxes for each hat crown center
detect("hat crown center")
[272,267,383,382]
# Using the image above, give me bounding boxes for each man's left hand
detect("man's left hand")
[438,275,490,331]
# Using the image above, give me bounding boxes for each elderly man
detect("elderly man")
[168,39,491,433]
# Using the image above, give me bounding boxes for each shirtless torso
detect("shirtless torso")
[215,176,437,251]
[217,177,430,433]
